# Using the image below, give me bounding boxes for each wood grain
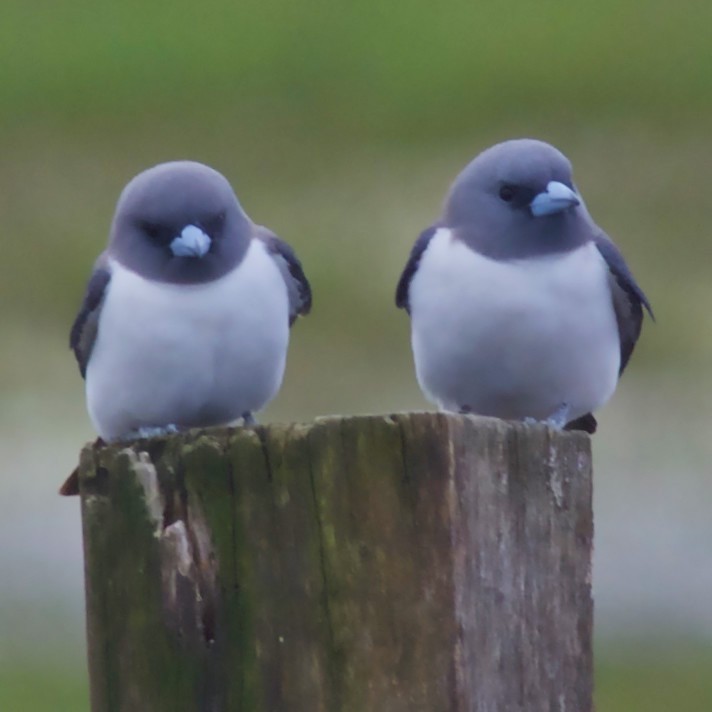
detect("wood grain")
[79,413,593,712]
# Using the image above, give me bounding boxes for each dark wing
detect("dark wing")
[395,226,438,313]
[69,259,111,378]
[594,232,654,374]
[256,228,312,326]
[565,234,653,436]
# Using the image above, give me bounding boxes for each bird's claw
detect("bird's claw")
[522,403,570,430]
[544,403,570,430]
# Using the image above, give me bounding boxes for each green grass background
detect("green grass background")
[1,2,711,709]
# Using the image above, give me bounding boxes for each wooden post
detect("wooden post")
[77,413,593,712]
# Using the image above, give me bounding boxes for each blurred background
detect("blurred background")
[1,1,711,709]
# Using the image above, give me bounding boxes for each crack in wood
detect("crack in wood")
[306,424,340,708]
[124,446,218,647]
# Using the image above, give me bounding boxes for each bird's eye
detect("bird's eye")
[499,185,515,202]
[204,211,226,235]
[142,222,163,240]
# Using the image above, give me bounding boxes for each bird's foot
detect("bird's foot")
[241,412,257,426]
[119,424,179,442]
[522,403,571,430]
[544,402,571,430]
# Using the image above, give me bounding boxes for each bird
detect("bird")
[70,160,311,442]
[395,139,652,434]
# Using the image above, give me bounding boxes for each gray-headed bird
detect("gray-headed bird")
[396,139,652,433]
[71,161,311,441]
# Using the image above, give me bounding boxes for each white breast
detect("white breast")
[86,240,290,440]
[409,228,620,421]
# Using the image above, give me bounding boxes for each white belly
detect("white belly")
[409,229,621,421]
[86,240,290,440]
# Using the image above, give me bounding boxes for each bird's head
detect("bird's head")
[444,139,589,259]
[109,161,251,283]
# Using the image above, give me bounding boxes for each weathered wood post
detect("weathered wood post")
[75,413,593,711]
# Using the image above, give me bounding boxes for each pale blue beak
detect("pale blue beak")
[529,181,580,217]
[169,225,212,258]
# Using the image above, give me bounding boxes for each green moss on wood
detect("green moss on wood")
[78,414,593,712]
